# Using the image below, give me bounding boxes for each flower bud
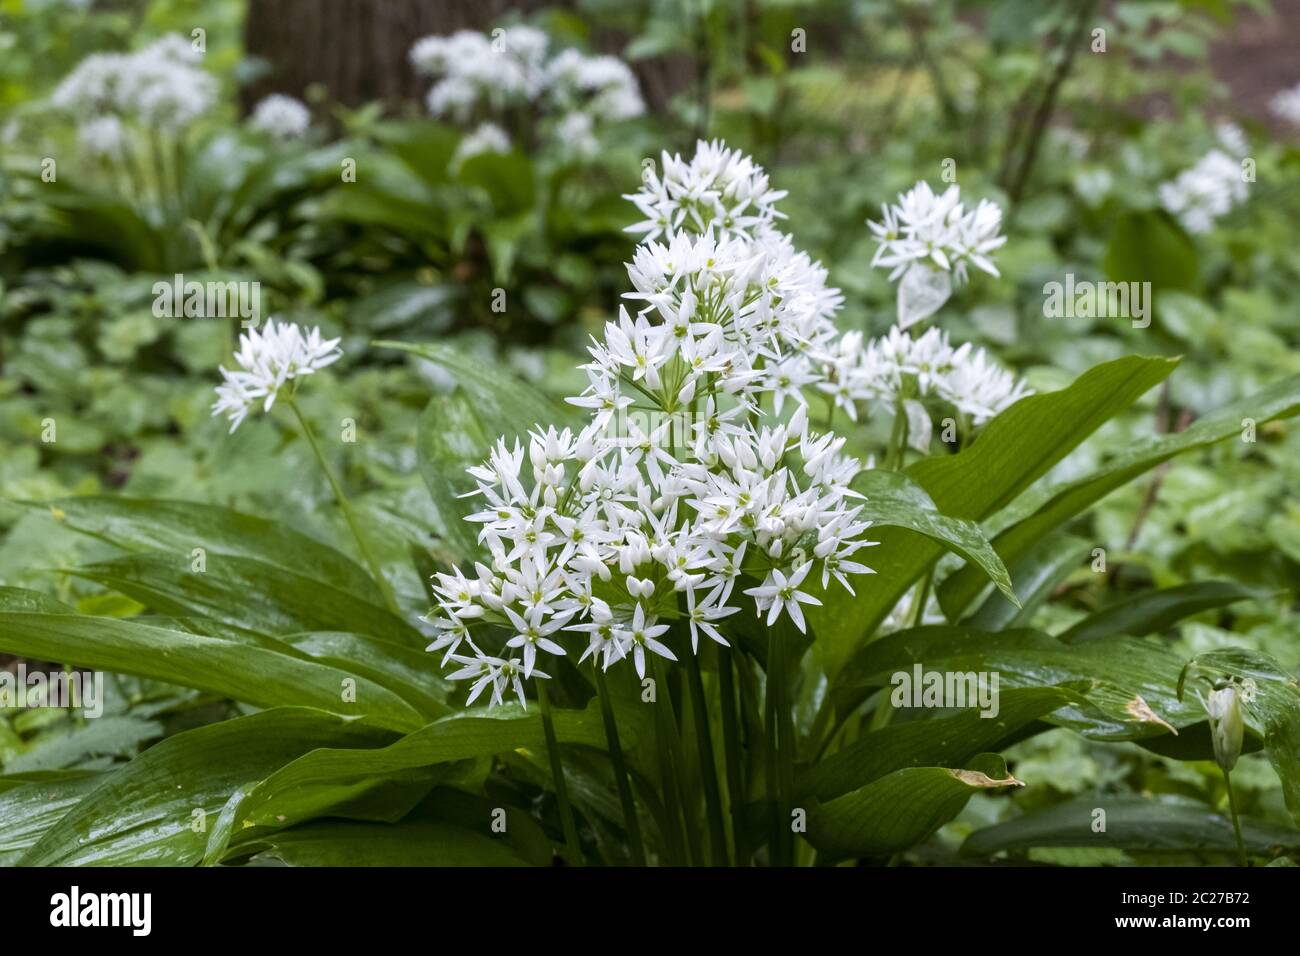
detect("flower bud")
[1205,685,1244,772]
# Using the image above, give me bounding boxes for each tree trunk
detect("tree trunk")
[241,0,690,115]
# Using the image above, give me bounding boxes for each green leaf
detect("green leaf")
[809,356,1177,678]
[0,771,103,866]
[238,817,527,866]
[414,388,491,559]
[376,340,581,436]
[1104,209,1199,299]
[201,699,636,862]
[1060,581,1263,644]
[962,796,1300,858]
[807,753,1022,860]
[843,626,1200,740]
[804,685,1086,802]
[3,716,163,773]
[966,533,1092,629]
[938,374,1300,618]
[65,551,419,646]
[20,708,394,866]
[37,496,385,605]
[0,613,427,733]
[852,471,1016,605]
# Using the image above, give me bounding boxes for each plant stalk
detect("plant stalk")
[592,662,647,866]
[287,398,400,616]
[717,646,748,864]
[684,648,729,865]
[1223,768,1248,867]
[536,679,583,865]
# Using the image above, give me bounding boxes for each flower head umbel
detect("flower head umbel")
[211,319,342,432]
[868,182,1006,328]
[409,25,642,165]
[1270,82,1300,127]
[250,94,312,139]
[1158,147,1249,235]
[52,35,216,133]
[427,142,878,709]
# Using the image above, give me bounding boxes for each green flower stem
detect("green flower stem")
[886,396,909,470]
[717,646,748,864]
[684,646,729,866]
[767,629,796,866]
[1223,768,1247,867]
[592,662,647,866]
[649,656,693,864]
[536,679,583,865]
[286,398,400,617]
[910,566,934,628]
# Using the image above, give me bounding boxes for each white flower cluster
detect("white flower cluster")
[250,94,312,140]
[52,35,216,133]
[428,142,877,708]
[807,181,1027,437]
[212,319,342,432]
[869,182,1005,282]
[625,139,789,243]
[1158,134,1249,235]
[1270,82,1300,127]
[823,326,1030,427]
[451,122,511,167]
[409,25,643,162]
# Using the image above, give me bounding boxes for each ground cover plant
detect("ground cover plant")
[2,0,1300,869]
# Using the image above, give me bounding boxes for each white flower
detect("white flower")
[826,324,1030,429]
[51,35,215,131]
[453,122,511,167]
[743,563,822,633]
[211,319,342,432]
[78,115,126,157]
[624,139,787,243]
[1270,82,1300,127]
[251,94,311,139]
[1159,149,1248,234]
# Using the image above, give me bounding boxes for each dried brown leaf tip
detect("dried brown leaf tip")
[1126,695,1178,735]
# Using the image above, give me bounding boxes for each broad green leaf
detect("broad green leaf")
[851,471,1016,605]
[200,699,638,863]
[20,708,393,866]
[807,753,1022,860]
[843,626,1201,740]
[278,631,450,719]
[65,551,419,646]
[805,686,1085,802]
[415,388,491,559]
[0,613,427,733]
[3,716,163,773]
[0,770,103,866]
[1104,209,1199,299]
[966,533,1092,629]
[238,818,526,867]
[1060,581,1262,644]
[809,356,1177,679]
[0,587,74,613]
[36,496,385,605]
[939,374,1300,617]
[375,340,580,437]
[962,796,1300,858]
